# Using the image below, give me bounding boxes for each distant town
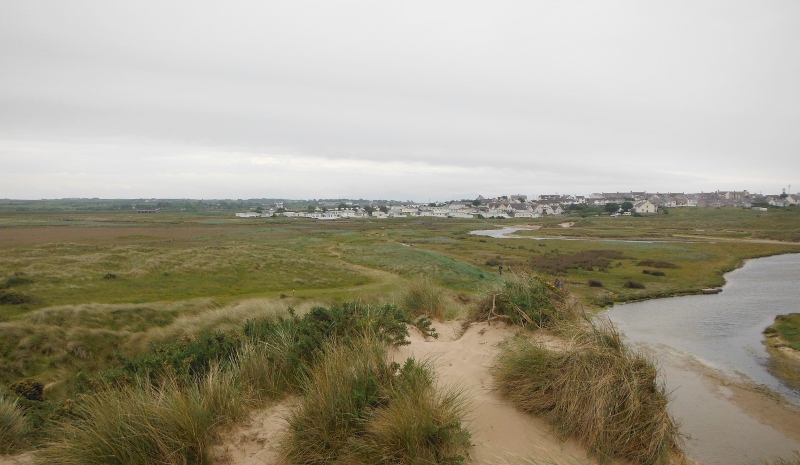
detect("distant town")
[234,190,799,220]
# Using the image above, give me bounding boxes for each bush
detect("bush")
[637,260,679,269]
[529,250,626,275]
[11,379,45,402]
[0,394,28,453]
[624,280,646,289]
[0,274,34,289]
[474,272,577,330]
[0,291,36,305]
[401,278,447,321]
[281,338,471,465]
[492,322,684,464]
[587,279,603,287]
[643,269,666,276]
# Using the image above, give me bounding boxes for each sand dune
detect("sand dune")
[213,321,607,465]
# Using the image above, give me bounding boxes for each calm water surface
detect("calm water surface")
[607,253,800,403]
[607,253,800,464]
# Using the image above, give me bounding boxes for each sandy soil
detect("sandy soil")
[0,453,32,465]
[214,321,606,465]
[558,222,575,228]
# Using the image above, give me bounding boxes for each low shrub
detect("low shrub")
[637,260,679,269]
[474,272,577,330]
[0,291,36,305]
[529,250,626,275]
[624,280,646,289]
[492,321,684,465]
[111,330,241,384]
[1,274,34,289]
[401,278,447,321]
[0,394,28,453]
[643,269,666,276]
[587,279,603,287]
[11,379,45,402]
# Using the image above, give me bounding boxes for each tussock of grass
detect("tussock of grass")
[346,359,471,465]
[0,394,28,454]
[624,280,646,289]
[475,271,577,329]
[637,260,679,269]
[492,321,684,465]
[401,277,448,320]
[38,366,247,465]
[281,338,471,465]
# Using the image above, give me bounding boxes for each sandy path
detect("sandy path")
[391,321,601,465]
[216,321,603,465]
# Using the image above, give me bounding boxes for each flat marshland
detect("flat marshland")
[1,204,799,464]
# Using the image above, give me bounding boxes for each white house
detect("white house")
[235,212,260,218]
[633,200,658,214]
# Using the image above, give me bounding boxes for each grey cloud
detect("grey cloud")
[1,1,798,198]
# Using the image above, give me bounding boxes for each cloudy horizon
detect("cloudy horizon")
[1,1,798,202]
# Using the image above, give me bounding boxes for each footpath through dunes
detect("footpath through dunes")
[214,320,615,465]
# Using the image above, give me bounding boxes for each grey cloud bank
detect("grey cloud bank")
[1,1,798,201]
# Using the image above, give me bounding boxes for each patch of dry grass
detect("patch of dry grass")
[492,320,685,465]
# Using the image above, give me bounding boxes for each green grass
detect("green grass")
[769,314,800,351]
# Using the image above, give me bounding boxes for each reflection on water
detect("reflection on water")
[608,253,800,464]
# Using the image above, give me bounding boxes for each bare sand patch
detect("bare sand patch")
[213,398,297,465]
[559,222,575,228]
[0,453,32,465]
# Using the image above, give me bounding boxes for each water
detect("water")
[469,226,675,243]
[607,253,800,403]
[607,253,800,464]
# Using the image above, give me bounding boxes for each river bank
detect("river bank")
[607,253,800,464]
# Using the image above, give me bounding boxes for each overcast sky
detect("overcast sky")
[1,1,798,201]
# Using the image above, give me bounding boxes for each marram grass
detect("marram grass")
[492,320,686,465]
[0,394,28,454]
[281,337,471,465]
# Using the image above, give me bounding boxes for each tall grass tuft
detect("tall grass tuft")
[37,366,247,465]
[475,271,577,330]
[492,320,685,465]
[281,338,472,465]
[401,278,448,320]
[346,358,471,465]
[281,337,395,464]
[0,394,28,454]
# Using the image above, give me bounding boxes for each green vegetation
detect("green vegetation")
[1,204,799,461]
[30,302,467,464]
[474,272,577,329]
[492,321,685,465]
[763,314,800,390]
[0,395,27,454]
[401,277,448,321]
[281,339,470,465]
[766,314,800,351]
